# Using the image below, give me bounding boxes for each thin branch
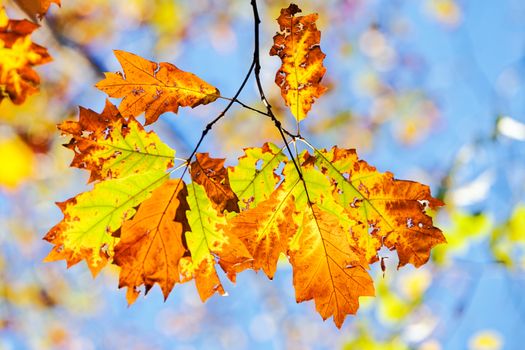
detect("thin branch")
[185,60,256,165]
[44,16,107,77]
[250,0,313,205]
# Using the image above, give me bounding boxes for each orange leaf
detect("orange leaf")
[226,186,296,279]
[190,153,239,213]
[13,0,60,19]
[0,8,51,105]
[316,147,446,267]
[113,179,190,304]
[270,4,327,122]
[289,205,374,328]
[95,50,220,125]
[179,257,226,302]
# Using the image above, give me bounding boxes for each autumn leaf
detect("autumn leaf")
[0,7,51,105]
[289,204,375,328]
[315,147,445,267]
[95,50,220,125]
[113,179,190,304]
[44,171,168,274]
[270,4,327,122]
[184,181,252,301]
[179,255,225,302]
[190,153,239,213]
[58,100,175,182]
[228,142,287,210]
[226,186,296,279]
[277,153,374,326]
[13,0,60,20]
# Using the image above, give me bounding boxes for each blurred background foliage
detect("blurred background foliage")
[1,0,525,349]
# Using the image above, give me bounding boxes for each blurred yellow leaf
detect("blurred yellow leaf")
[377,282,412,323]
[468,330,503,350]
[0,133,35,189]
[433,212,491,265]
[398,268,432,301]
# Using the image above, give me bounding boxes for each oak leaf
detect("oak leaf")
[289,204,375,328]
[226,186,296,279]
[59,100,175,182]
[95,50,220,125]
[0,8,51,105]
[44,171,168,274]
[315,147,446,267]
[184,181,252,301]
[179,256,225,302]
[190,153,239,213]
[228,142,286,210]
[113,179,190,304]
[270,4,327,122]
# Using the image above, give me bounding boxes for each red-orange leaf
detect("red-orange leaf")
[113,179,190,304]
[95,50,220,125]
[190,153,239,213]
[270,4,327,122]
[0,8,51,105]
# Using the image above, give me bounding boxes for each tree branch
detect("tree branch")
[250,0,314,205]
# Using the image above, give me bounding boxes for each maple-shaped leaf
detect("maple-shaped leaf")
[315,147,445,267]
[44,171,168,274]
[228,142,287,210]
[270,4,327,122]
[13,0,60,19]
[190,153,239,213]
[226,186,296,279]
[113,179,190,304]
[289,204,375,328]
[59,100,175,182]
[95,50,220,125]
[184,181,252,301]
[0,8,51,105]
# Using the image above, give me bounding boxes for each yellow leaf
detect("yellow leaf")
[0,133,35,189]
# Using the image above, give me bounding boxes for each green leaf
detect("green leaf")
[44,170,169,268]
[228,142,286,209]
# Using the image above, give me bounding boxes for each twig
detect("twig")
[250,0,314,206]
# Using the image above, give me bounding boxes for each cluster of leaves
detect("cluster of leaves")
[20,2,445,327]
